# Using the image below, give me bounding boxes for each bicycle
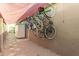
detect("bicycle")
[35,4,56,40]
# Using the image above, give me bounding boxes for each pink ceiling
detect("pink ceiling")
[0,3,47,24]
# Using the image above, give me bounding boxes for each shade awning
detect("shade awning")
[0,3,47,24]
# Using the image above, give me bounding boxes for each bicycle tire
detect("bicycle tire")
[37,29,45,38]
[44,5,56,18]
[33,16,43,30]
[45,25,56,40]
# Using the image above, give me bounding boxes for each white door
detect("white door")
[15,24,25,38]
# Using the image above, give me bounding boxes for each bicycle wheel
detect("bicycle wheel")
[37,29,45,38]
[32,27,38,37]
[43,16,50,26]
[44,5,56,18]
[45,25,56,40]
[33,16,43,30]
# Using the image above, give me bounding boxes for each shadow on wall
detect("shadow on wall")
[29,3,79,56]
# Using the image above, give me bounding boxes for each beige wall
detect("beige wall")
[29,4,79,56]
[0,18,5,52]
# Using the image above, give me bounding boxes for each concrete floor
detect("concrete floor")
[3,39,58,56]
[0,31,58,56]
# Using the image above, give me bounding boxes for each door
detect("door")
[15,24,26,39]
